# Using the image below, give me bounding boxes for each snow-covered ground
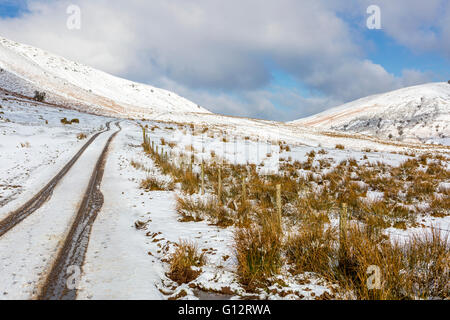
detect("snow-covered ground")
[77,122,339,300]
[0,123,118,299]
[0,104,448,300]
[0,95,109,219]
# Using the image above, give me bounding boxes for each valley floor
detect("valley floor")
[0,98,448,300]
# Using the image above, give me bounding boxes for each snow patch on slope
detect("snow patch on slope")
[292,83,450,144]
[0,36,210,118]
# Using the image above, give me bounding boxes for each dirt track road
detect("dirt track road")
[0,122,121,300]
[39,123,121,300]
[0,122,112,237]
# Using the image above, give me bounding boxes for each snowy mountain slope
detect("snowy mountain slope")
[0,36,210,118]
[291,83,450,144]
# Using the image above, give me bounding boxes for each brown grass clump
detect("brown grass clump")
[234,206,283,290]
[180,170,200,195]
[336,225,449,300]
[429,195,450,218]
[77,133,87,140]
[176,196,234,227]
[402,230,449,299]
[335,144,345,150]
[307,150,316,158]
[168,141,177,149]
[234,224,282,291]
[168,241,206,284]
[176,196,206,222]
[130,160,147,171]
[140,176,173,191]
[286,223,337,276]
[61,118,79,125]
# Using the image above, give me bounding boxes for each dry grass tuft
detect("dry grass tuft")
[140,176,173,191]
[286,223,337,276]
[77,133,87,140]
[168,241,206,284]
[176,195,234,226]
[234,209,282,290]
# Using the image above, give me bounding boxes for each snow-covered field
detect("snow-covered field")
[75,120,448,300]
[0,93,448,300]
[77,122,340,300]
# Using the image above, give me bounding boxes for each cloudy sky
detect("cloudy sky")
[0,0,449,121]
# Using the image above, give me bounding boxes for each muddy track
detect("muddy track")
[0,122,112,238]
[39,122,121,300]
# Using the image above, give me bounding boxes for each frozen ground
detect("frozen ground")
[77,122,338,300]
[0,95,109,218]
[0,97,448,300]
[0,123,117,299]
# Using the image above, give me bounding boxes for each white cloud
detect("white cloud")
[344,0,450,57]
[0,0,443,120]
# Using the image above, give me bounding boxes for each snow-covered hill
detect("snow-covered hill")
[292,83,450,144]
[0,36,210,118]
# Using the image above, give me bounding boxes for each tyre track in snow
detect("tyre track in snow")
[39,122,121,300]
[0,122,112,238]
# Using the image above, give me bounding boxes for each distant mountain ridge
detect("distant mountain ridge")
[0,36,210,118]
[291,83,450,144]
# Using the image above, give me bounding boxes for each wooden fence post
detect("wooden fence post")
[276,184,282,230]
[142,127,146,144]
[340,203,348,252]
[218,167,222,204]
[201,161,205,195]
[242,175,246,203]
